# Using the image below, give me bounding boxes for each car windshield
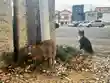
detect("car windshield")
[83,21,89,23]
[95,20,102,22]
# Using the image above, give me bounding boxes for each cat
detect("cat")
[27,39,56,70]
[78,30,94,54]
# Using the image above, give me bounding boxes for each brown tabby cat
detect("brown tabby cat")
[27,39,56,69]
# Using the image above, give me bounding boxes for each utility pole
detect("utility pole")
[13,0,19,63]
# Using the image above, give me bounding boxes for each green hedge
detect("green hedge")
[56,45,80,62]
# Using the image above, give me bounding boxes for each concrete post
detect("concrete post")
[39,0,51,41]
[48,0,56,42]
[26,0,55,44]
[26,0,41,45]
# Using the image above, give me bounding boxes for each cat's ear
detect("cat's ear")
[79,29,84,33]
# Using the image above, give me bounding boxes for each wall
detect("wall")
[85,12,98,21]
[101,13,110,22]
[0,0,13,55]
[0,0,27,55]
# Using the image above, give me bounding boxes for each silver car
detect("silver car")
[86,20,105,28]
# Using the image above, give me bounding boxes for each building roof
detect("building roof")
[95,7,110,9]
[60,9,72,13]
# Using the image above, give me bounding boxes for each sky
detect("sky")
[55,0,110,11]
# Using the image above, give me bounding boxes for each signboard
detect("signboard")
[95,7,110,13]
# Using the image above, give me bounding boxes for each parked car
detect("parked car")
[79,20,105,28]
[68,22,80,27]
[72,21,81,27]
[74,22,80,27]
[78,21,89,27]
[68,23,74,27]
[88,20,105,27]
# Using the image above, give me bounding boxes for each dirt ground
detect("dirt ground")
[1,53,108,83]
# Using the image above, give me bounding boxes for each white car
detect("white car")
[79,20,105,28]
[68,23,74,27]
[78,21,89,27]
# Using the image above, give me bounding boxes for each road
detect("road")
[56,26,110,54]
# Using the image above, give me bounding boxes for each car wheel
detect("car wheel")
[101,24,105,27]
[87,24,92,28]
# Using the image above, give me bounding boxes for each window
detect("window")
[64,16,69,19]
[95,20,101,22]
[79,8,81,11]
[61,16,64,19]
[88,13,95,16]
[76,8,78,11]
[4,0,6,4]
[78,13,83,15]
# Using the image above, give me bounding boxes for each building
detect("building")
[95,7,110,22]
[100,13,110,22]
[85,11,102,21]
[72,5,84,21]
[85,11,103,21]
[95,7,110,13]
[85,11,97,21]
[59,9,72,24]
